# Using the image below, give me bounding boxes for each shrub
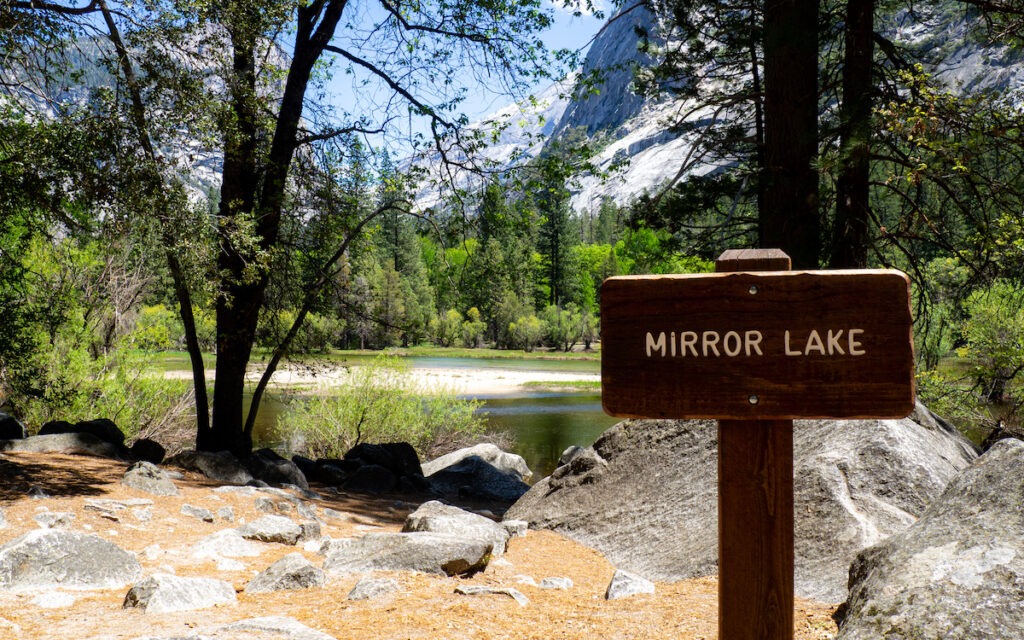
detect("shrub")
[273,355,484,459]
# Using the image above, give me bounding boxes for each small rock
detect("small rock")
[122,461,179,496]
[26,485,50,499]
[217,616,337,640]
[605,569,655,600]
[254,497,278,513]
[540,577,573,590]
[123,573,236,613]
[191,529,262,559]
[247,553,325,593]
[31,591,76,608]
[180,504,215,523]
[502,520,529,538]
[454,585,529,606]
[34,512,75,529]
[347,576,400,601]
[217,506,235,522]
[238,515,303,546]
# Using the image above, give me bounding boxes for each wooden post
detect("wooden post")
[716,249,794,640]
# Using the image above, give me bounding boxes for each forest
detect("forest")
[1,0,1023,456]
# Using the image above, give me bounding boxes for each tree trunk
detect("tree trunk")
[831,0,875,268]
[761,0,820,269]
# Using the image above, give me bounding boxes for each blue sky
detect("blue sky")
[318,0,609,144]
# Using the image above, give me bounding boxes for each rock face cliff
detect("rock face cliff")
[487,2,1024,212]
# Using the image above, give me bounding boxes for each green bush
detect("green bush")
[273,355,484,459]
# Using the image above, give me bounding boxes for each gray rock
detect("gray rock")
[0,412,26,440]
[168,450,254,485]
[346,576,400,601]
[84,498,155,522]
[75,418,126,446]
[402,500,511,556]
[129,438,166,464]
[426,455,531,503]
[123,573,236,613]
[502,519,529,538]
[605,569,655,600]
[34,511,75,528]
[342,464,397,494]
[507,410,977,602]
[322,532,492,577]
[238,515,302,546]
[255,497,278,513]
[423,443,533,482]
[0,529,142,590]
[454,584,529,606]
[558,445,586,467]
[181,504,215,523]
[0,433,125,459]
[123,461,179,496]
[216,616,337,640]
[0,509,6,529]
[247,449,309,490]
[540,576,573,590]
[836,438,1024,639]
[191,529,262,559]
[246,553,325,593]
[218,506,235,522]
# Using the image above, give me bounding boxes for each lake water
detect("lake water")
[245,356,620,481]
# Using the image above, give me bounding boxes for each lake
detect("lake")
[243,356,619,481]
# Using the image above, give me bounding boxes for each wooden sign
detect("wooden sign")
[601,268,915,420]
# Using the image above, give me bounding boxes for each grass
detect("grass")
[522,380,602,391]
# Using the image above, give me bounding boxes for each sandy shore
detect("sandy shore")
[167,361,601,398]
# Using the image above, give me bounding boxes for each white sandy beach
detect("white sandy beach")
[167,361,601,397]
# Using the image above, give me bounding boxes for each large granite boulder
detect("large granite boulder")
[168,450,254,485]
[425,444,532,503]
[836,438,1024,639]
[0,529,142,590]
[0,432,126,460]
[506,403,977,601]
[322,532,492,577]
[423,443,532,482]
[402,500,511,556]
[0,412,26,440]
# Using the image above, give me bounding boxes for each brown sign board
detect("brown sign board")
[601,269,915,420]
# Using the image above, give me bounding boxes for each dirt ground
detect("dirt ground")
[0,451,839,639]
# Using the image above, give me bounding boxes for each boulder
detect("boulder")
[345,442,424,478]
[423,443,532,482]
[123,573,236,613]
[75,418,125,446]
[37,420,76,436]
[191,529,262,559]
[507,408,977,601]
[122,461,179,496]
[238,515,303,546]
[246,553,325,593]
[605,569,655,600]
[402,500,511,556]
[347,576,400,601]
[342,464,397,494]
[168,450,254,485]
[322,532,492,577]
[0,432,125,459]
[247,448,309,490]
[0,529,142,590]
[129,438,166,465]
[215,616,337,640]
[454,584,529,606]
[426,455,531,503]
[0,412,26,440]
[836,438,1024,639]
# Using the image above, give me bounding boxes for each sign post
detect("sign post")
[601,248,915,640]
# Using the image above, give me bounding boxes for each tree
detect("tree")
[11,0,566,455]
